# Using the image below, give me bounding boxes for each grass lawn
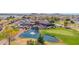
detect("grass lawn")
[40,28,79,45]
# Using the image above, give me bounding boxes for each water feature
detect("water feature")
[19,26,59,42]
[19,26,40,39]
[43,35,59,42]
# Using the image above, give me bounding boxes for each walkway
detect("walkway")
[0,39,8,45]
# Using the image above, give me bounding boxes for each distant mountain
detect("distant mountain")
[0,13,79,16]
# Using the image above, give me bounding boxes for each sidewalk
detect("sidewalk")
[0,39,8,45]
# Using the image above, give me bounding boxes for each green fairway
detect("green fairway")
[40,28,79,45]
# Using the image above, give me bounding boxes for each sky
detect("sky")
[0,0,79,13]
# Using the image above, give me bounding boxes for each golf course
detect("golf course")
[0,13,79,45]
[40,28,79,45]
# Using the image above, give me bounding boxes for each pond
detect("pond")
[43,35,59,42]
[19,27,40,39]
[19,27,59,42]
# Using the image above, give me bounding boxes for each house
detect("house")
[17,18,35,29]
[39,19,50,25]
[55,24,64,28]
[38,20,56,29]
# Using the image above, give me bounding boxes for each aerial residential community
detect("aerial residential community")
[0,13,79,45]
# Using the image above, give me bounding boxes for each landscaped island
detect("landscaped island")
[0,13,79,45]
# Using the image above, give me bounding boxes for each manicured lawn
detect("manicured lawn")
[40,28,79,45]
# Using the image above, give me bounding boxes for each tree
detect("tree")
[38,34,44,45]
[50,16,60,23]
[49,20,55,24]
[27,40,35,45]
[6,16,15,20]
[53,17,60,22]
[4,26,14,45]
[65,19,70,21]
[64,21,68,27]
[26,40,38,45]
[64,19,70,28]
[70,20,75,24]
